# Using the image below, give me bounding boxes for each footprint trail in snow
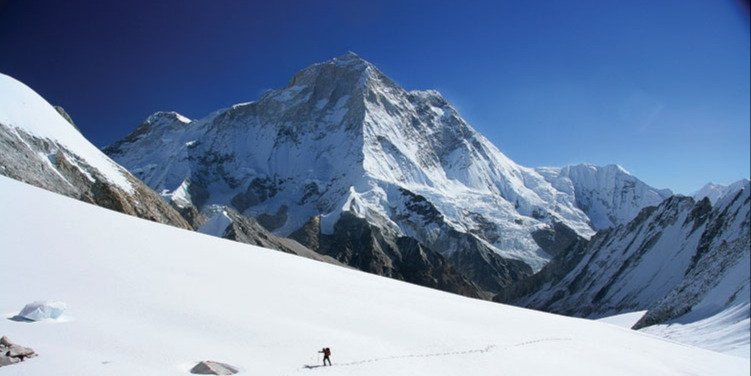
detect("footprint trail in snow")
[298,338,571,371]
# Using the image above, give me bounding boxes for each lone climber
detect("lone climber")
[318,347,332,366]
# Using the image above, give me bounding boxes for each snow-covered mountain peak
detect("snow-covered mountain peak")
[538,163,673,230]
[104,54,672,277]
[288,52,378,90]
[146,111,191,126]
[693,179,750,204]
[332,50,371,66]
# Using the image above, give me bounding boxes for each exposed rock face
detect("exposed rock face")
[531,221,583,257]
[190,360,239,375]
[0,125,191,229]
[295,211,484,298]
[198,206,344,266]
[0,336,37,367]
[634,186,750,329]
[496,234,591,304]
[53,105,79,131]
[0,73,192,230]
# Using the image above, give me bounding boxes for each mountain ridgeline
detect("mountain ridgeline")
[0,73,190,229]
[500,181,749,354]
[103,53,671,298]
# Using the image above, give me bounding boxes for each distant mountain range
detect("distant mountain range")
[0,54,747,355]
[501,181,749,354]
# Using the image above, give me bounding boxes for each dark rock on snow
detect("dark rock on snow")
[0,336,37,367]
[190,360,239,375]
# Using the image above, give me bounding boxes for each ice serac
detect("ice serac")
[537,164,673,230]
[507,182,750,356]
[0,73,191,229]
[104,53,665,296]
[17,301,66,321]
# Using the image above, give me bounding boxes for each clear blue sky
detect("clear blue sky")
[0,0,748,194]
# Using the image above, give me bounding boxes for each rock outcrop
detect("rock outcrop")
[0,336,37,367]
[0,73,191,230]
[190,360,239,375]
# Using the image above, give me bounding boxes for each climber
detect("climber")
[318,347,332,366]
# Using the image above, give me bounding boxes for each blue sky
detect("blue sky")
[0,0,748,193]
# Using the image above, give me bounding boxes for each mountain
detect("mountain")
[0,73,190,229]
[104,53,667,297]
[1,175,746,375]
[0,72,352,272]
[537,164,673,230]
[504,181,750,356]
[694,179,750,204]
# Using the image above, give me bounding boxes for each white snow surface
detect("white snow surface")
[0,73,134,192]
[16,301,67,321]
[0,176,747,375]
[642,302,750,358]
[597,311,648,329]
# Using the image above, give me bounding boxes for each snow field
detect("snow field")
[0,176,747,375]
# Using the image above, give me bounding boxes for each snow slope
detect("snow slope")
[0,176,746,376]
[642,303,750,358]
[0,73,132,192]
[0,73,190,229]
[511,182,750,356]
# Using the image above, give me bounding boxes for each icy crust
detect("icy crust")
[105,54,671,270]
[0,176,747,375]
[0,73,134,193]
